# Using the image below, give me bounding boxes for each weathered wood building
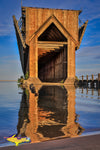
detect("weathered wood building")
[13,7,88,84]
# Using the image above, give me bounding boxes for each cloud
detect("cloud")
[0,55,23,80]
[76,65,100,78]
[89,14,100,22]
[0,55,20,64]
[76,45,100,58]
[21,0,100,22]
[95,56,100,59]
[76,103,100,113]
[0,0,21,37]
[76,45,100,76]
[0,23,14,36]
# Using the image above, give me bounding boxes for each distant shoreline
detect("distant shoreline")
[0,80,17,82]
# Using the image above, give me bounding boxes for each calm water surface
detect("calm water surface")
[0,82,100,147]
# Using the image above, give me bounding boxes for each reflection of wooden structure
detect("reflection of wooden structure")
[13,7,88,84]
[17,85,84,142]
[80,87,100,98]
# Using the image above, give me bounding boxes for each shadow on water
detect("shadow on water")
[16,85,84,143]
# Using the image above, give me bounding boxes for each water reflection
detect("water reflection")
[17,89,29,137]
[17,85,84,143]
[76,87,100,99]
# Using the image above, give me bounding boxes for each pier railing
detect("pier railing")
[78,73,100,88]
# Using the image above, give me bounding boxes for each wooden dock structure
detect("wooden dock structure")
[79,73,100,88]
[13,7,88,85]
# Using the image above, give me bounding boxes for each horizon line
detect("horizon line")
[0,80,17,82]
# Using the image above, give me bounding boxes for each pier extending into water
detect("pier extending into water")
[79,73,100,88]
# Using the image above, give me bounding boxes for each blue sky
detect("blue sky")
[0,0,100,80]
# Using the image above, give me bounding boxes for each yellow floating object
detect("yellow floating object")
[7,134,30,146]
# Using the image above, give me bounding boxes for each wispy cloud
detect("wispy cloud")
[0,55,23,80]
[0,55,20,64]
[89,14,100,22]
[0,0,21,37]
[76,68,99,77]
[95,56,100,59]
[0,23,13,36]
[76,46,100,58]
[76,45,100,76]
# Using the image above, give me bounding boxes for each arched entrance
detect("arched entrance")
[38,23,68,82]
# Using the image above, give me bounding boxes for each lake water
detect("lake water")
[0,82,100,147]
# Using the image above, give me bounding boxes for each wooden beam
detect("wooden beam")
[38,41,67,44]
[38,45,60,49]
[38,50,52,56]
[38,46,62,58]
[38,48,55,51]
[38,41,67,49]
[13,16,26,48]
[77,20,88,50]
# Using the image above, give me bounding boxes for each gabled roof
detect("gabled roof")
[28,15,79,46]
[22,6,82,14]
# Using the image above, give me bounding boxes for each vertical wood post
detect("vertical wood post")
[64,39,75,84]
[86,75,88,81]
[82,75,84,82]
[98,73,100,88]
[91,74,94,87]
[92,74,94,81]
[86,75,88,87]
[29,37,38,78]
